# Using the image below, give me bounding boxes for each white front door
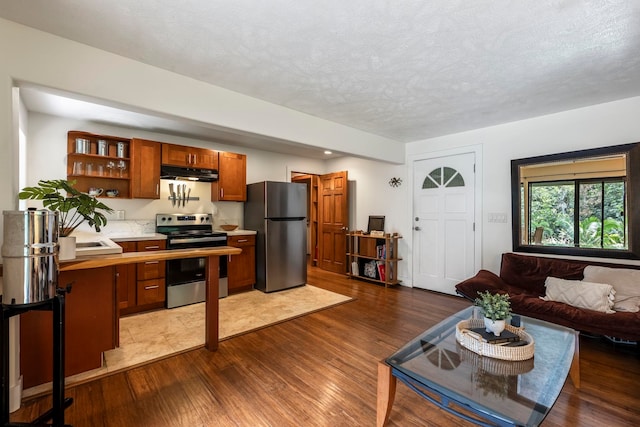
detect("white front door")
[413,153,476,295]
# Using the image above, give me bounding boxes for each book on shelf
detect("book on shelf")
[376,261,385,281]
[351,261,359,276]
[363,260,378,279]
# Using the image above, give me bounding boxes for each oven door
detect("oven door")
[167,235,226,250]
[166,257,206,286]
[165,256,228,307]
[165,256,227,285]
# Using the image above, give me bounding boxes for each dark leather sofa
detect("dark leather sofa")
[455,252,640,341]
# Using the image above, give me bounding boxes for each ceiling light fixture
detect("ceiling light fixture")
[324,150,332,155]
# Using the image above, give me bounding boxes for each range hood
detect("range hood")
[160,165,218,182]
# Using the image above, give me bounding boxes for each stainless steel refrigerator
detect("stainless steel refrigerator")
[244,181,307,292]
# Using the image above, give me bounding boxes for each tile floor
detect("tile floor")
[23,285,352,398]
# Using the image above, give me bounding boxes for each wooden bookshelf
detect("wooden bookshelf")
[346,232,401,287]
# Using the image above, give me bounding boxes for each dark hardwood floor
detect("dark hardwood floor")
[11,266,640,426]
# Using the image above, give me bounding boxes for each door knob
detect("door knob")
[414,226,421,231]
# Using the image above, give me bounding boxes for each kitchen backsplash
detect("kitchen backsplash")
[75,219,156,237]
[73,200,245,237]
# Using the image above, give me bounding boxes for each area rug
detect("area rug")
[23,285,352,398]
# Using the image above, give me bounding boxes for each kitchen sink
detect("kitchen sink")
[73,238,123,256]
[76,241,106,248]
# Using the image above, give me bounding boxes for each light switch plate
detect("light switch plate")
[488,212,508,223]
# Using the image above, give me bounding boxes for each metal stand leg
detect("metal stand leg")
[52,294,64,426]
[1,306,10,426]
[1,294,73,427]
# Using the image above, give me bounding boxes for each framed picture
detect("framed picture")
[367,215,385,233]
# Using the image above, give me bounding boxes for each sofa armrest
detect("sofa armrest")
[455,270,510,301]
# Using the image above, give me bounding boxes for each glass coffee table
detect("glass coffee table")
[377,306,579,427]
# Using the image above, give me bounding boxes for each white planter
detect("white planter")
[58,236,76,260]
[484,317,506,336]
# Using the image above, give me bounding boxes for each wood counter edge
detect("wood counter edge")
[59,246,241,271]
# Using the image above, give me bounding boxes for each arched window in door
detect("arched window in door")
[422,166,465,189]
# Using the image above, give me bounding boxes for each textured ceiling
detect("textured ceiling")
[2,0,640,144]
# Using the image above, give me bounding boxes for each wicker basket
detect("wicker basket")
[455,319,535,361]
[457,344,534,375]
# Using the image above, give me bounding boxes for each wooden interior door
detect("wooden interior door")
[318,171,349,273]
[291,174,319,266]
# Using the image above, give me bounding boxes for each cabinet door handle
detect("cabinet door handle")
[144,285,159,290]
[156,183,159,196]
[237,239,248,243]
[145,246,160,250]
[144,261,159,265]
[220,188,224,198]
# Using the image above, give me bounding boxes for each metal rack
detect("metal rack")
[1,290,73,427]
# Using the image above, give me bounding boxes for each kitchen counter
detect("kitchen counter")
[109,233,167,242]
[71,230,124,256]
[216,229,257,236]
[21,246,240,390]
[60,246,239,351]
[59,246,240,271]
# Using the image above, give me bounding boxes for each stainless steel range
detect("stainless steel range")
[156,213,228,308]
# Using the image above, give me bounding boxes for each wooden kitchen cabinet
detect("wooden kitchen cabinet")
[227,234,256,294]
[136,278,165,306]
[212,151,247,201]
[20,266,117,389]
[130,138,161,198]
[116,241,137,314]
[117,239,166,316]
[135,240,166,309]
[137,259,165,281]
[161,142,218,169]
[67,130,131,198]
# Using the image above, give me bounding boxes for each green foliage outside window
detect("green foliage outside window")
[528,179,626,249]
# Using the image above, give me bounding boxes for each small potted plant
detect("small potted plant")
[19,179,113,258]
[474,291,512,336]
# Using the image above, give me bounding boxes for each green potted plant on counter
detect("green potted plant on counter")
[474,291,512,336]
[19,179,113,259]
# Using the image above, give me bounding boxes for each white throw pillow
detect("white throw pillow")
[583,265,640,313]
[542,277,615,314]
